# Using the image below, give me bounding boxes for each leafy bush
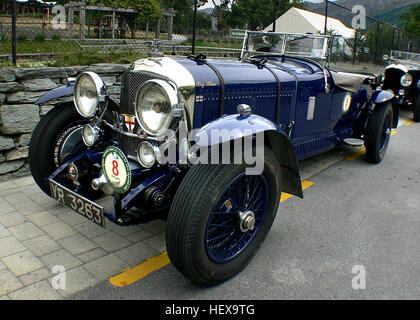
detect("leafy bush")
[51,34,61,41]
[0,33,8,42]
[17,34,28,42]
[34,33,46,42]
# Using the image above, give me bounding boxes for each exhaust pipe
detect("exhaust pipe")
[91,173,107,191]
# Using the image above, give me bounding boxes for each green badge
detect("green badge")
[102,146,131,194]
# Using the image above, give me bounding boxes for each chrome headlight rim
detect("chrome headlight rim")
[82,124,100,147]
[137,141,161,168]
[73,72,108,118]
[400,73,413,87]
[134,79,179,136]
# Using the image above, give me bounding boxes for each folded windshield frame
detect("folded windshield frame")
[241,31,332,65]
[390,50,420,62]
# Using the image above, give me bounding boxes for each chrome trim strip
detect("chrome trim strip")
[102,120,159,142]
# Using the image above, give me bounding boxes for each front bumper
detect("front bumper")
[47,146,174,226]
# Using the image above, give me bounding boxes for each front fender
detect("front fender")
[372,90,395,104]
[35,85,73,105]
[35,84,120,114]
[371,90,398,128]
[194,114,303,198]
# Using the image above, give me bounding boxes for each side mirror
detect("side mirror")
[382,54,389,61]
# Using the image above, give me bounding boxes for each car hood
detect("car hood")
[386,60,420,73]
[132,56,296,128]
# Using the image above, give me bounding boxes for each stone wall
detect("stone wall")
[0,64,130,182]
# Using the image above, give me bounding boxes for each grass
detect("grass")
[0,50,148,68]
[0,37,241,67]
[53,50,147,66]
[183,39,243,49]
[0,40,80,55]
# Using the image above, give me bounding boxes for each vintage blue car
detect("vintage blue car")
[383,50,420,122]
[29,31,397,285]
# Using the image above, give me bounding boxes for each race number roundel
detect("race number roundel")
[343,92,352,113]
[102,147,131,194]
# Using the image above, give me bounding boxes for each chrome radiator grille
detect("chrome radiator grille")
[120,71,154,115]
[119,71,156,161]
[119,134,140,161]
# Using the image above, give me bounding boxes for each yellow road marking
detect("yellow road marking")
[403,120,414,126]
[345,147,366,161]
[280,180,314,203]
[346,130,398,161]
[109,252,170,287]
[110,180,315,287]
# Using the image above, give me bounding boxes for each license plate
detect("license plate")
[49,179,105,227]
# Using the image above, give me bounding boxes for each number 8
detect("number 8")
[112,160,119,176]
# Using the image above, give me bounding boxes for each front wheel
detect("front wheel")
[365,102,393,164]
[166,147,282,286]
[28,103,87,195]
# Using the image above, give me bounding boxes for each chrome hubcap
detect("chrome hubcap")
[239,211,256,233]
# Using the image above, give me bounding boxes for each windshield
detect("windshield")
[243,31,330,61]
[391,50,420,62]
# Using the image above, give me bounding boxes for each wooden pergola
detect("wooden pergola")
[64,1,177,41]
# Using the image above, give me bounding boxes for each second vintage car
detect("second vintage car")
[383,50,420,122]
[29,31,397,285]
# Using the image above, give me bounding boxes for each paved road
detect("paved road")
[71,110,420,300]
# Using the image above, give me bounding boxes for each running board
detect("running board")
[342,138,365,147]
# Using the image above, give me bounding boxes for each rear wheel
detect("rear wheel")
[28,103,87,195]
[413,92,420,123]
[365,102,393,164]
[166,147,282,286]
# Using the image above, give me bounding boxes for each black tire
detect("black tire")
[166,146,282,286]
[28,103,86,195]
[413,93,420,123]
[365,102,393,164]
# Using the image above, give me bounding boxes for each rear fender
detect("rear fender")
[194,114,303,198]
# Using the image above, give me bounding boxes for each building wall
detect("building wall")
[0,64,129,181]
[264,11,318,34]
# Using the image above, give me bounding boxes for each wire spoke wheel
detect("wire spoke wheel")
[205,173,269,263]
[166,146,282,286]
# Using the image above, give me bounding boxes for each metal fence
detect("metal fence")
[1,0,419,68]
[324,0,420,73]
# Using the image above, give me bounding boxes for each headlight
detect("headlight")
[137,141,159,168]
[401,74,413,87]
[74,72,107,118]
[135,79,178,135]
[82,124,100,147]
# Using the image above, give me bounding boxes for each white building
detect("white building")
[264,7,356,39]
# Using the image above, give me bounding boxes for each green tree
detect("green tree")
[225,0,305,31]
[401,4,420,36]
[84,0,161,20]
[161,0,195,30]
